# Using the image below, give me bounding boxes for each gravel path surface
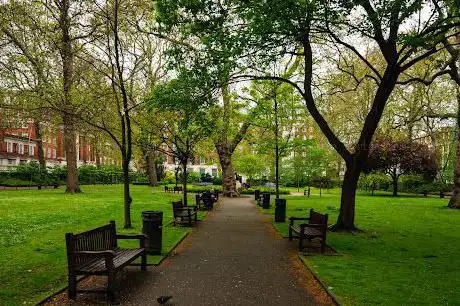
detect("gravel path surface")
[117,196,321,306]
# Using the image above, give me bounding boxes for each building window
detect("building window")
[18,143,24,154]
[212,168,218,177]
[200,168,205,174]
[22,132,28,137]
[8,159,15,165]
[47,148,51,158]
[29,145,34,156]
[6,142,12,153]
[53,149,56,159]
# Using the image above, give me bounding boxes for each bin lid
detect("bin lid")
[142,210,163,215]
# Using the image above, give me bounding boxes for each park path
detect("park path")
[117,197,324,306]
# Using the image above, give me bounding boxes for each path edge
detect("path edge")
[297,254,342,306]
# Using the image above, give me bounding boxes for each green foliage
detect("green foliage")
[241,187,290,195]
[398,174,428,193]
[358,173,391,193]
[0,162,60,186]
[310,176,334,189]
[234,153,266,180]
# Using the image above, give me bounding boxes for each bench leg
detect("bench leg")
[68,272,77,299]
[107,272,115,302]
[288,227,293,241]
[141,252,147,271]
[195,213,197,222]
[321,238,326,253]
[299,236,304,251]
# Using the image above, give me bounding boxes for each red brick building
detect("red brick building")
[0,118,103,170]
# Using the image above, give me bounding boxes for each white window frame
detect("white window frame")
[6,142,12,153]
[18,143,24,154]
[29,145,34,156]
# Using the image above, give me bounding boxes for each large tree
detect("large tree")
[150,76,215,205]
[365,137,438,196]
[0,0,100,193]
[239,0,458,230]
[155,0,459,230]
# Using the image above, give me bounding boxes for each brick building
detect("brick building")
[0,118,110,170]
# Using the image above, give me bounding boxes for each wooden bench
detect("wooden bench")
[288,209,328,253]
[65,221,146,301]
[173,186,183,193]
[164,186,171,192]
[201,191,215,210]
[172,200,197,226]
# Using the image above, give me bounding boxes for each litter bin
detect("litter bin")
[142,211,163,255]
[254,189,261,201]
[262,192,271,209]
[275,198,286,222]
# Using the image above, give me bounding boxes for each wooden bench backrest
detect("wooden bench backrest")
[309,209,328,231]
[65,221,117,267]
[172,200,184,216]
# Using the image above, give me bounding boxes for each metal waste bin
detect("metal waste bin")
[262,192,271,209]
[275,198,286,222]
[142,211,163,255]
[254,189,261,201]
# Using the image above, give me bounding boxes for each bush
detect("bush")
[358,173,391,193]
[212,176,222,185]
[0,178,37,187]
[165,184,222,193]
[310,176,334,189]
[398,174,426,193]
[240,187,290,195]
[0,162,61,186]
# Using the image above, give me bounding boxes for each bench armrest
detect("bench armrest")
[289,217,309,226]
[289,217,309,221]
[116,234,147,248]
[74,250,115,258]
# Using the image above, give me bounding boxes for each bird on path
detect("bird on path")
[157,295,173,305]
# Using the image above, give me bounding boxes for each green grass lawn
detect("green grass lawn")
[264,189,460,306]
[0,185,203,305]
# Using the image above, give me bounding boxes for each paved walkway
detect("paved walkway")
[117,197,323,305]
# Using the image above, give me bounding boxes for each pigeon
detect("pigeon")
[157,296,173,305]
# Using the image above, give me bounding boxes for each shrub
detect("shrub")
[398,174,426,193]
[212,176,222,185]
[358,173,391,193]
[240,187,290,195]
[0,178,37,187]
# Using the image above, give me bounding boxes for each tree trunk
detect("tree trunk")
[63,114,80,193]
[330,161,361,231]
[146,150,158,186]
[392,174,398,197]
[219,151,238,197]
[122,158,132,228]
[449,87,460,208]
[274,91,280,199]
[182,161,188,205]
[34,120,46,171]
